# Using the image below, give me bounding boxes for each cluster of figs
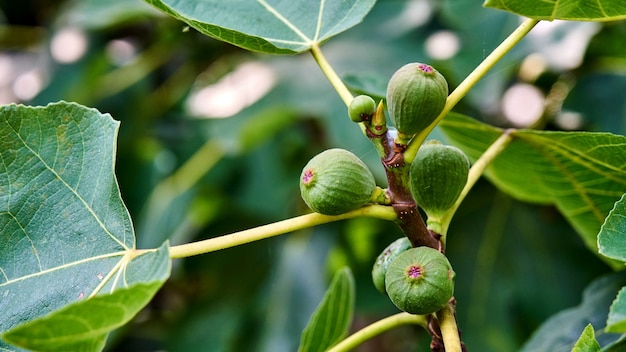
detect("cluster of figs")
[299,62,469,315]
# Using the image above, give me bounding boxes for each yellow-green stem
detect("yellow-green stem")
[438,130,514,244]
[327,313,427,352]
[310,43,353,107]
[438,304,462,352]
[168,205,396,258]
[404,18,539,163]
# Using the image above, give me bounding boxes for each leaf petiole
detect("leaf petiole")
[167,205,396,258]
[310,43,354,107]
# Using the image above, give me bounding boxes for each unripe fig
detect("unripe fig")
[385,246,455,315]
[409,142,470,219]
[300,148,376,215]
[386,63,448,135]
[348,95,376,122]
[372,237,412,294]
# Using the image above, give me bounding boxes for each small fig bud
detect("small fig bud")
[385,246,455,315]
[300,148,376,215]
[348,95,376,122]
[372,237,412,294]
[386,63,448,135]
[409,142,470,219]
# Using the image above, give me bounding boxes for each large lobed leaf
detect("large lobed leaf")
[143,0,376,54]
[0,102,171,351]
[298,267,355,352]
[439,113,626,260]
[484,0,626,22]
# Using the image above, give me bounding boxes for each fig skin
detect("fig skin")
[386,63,448,135]
[372,237,412,294]
[349,95,377,122]
[385,246,455,315]
[300,148,376,215]
[409,142,470,219]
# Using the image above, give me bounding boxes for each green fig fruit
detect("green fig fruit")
[348,95,377,122]
[386,63,448,135]
[372,237,412,294]
[409,142,470,219]
[385,246,455,315]
[300,148,376,215]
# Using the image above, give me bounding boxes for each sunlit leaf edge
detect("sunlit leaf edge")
[598,193,626,261]
[483,0,626,22]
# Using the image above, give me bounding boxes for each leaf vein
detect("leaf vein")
[541,147,607,222]
[596,0,609,17]
[88,255,125,298]
[552,0,559,20]
[546,144,626,186]
[9,123,129,251]
[110,259,126,293]
[257,0,312,44]
[314,0,325,42]
[263,37,309,46]
[8,210,43,272]
[318,0,362,43]
[0,251,126,286]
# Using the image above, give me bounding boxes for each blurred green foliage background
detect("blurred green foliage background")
[1,0,626,350]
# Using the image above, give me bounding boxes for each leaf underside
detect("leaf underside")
[440,113,626,261]
[143,0,376,54]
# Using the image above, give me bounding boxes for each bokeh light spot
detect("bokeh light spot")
[51,27,88,64]
[501,83,545,127]
[187,61,276,118]
[13,71,43,101]
[425,31,460,60]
